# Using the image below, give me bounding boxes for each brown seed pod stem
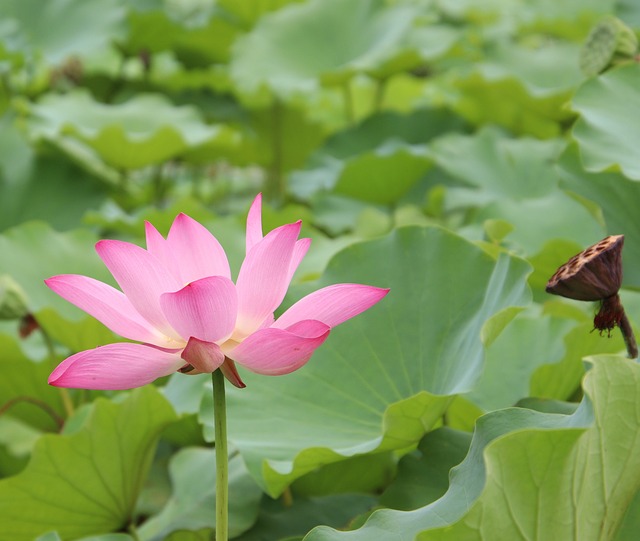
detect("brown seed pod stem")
[619,307,639,359]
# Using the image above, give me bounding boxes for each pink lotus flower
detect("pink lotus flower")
[45,195,389,390]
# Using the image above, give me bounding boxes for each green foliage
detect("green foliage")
[2,1,640,540]
[27,91,237,171]
[137,448,262,540]
[0,387,176,541]
[572,64,640,180]
[230,0,420,98]
[305,357,640,540]
[199,227,531,496]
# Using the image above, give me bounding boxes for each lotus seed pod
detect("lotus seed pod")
[546,235,623,301]
[580,16,638,76]
[0,275,29,320]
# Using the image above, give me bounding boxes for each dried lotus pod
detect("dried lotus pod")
[546,235,637,358]
[546,235,623,301]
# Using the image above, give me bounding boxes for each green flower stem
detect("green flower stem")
[40,325,74,417]
[265,98,285,207]
[59,387,75,418]
[282,486,293,507]
[342,81,354,123]
[373,78,388,112]
[128,522,141,541]
[212,368,229,541]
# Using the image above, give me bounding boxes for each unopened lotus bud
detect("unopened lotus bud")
[0,275,29,320]
[546,235,623,301]
[580,16,639,77]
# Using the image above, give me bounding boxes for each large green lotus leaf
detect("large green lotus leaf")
[122,8,177,55]
[530,290,640,403]
[615,489,640,541]
[0,448,27,483]
[443,395,485,433]
[218,0,305,28]
[199,226,531,496]
[359,202,432,238]
[292,452,396,497]
[379,428,471,511]
[137,0,248,65]
[0,386,177,541]
[235,493,377,541]
[473,193,604,254]
[445,192,603,257]
[515,0,613,39]
[176,124,241,165]
[471,305,628,411]
[483,41,582,96]
[571,64,640,180]
[42,134,122,186]
[617,0,640,26]
[163,373,209,416]
[467,311,575,411]
[27,91,231,170]
[0,114,110,229]
[353,22,461,82]
[137,448,262,541]
[557,143,640,287]
[0,416,41,460]
[290,107,467,202]
[431,128,563,200]
[1,0,126,64]
[0,113,34,189]
[124,5,240,65]
[230,0,417,97]
[434,0,518,21]
[147,65,231,98]
[450,72,573,138]
[530,318,626,401]
[291,142,432,204]
[0,332,64,431]
[305,355,640,540]
[226,102,327,174]
[420,355,640,541]
[0,152,110,231]
[0,222,109,319]
[307,195,378,236]
[432,129,604,253]
[334,144,431,204]
[437,0,606,34]
[173,16,241,67]
[300,108,468,163]
[160,414,206,449]
[0,17,27,62]
[446,1,606,41]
